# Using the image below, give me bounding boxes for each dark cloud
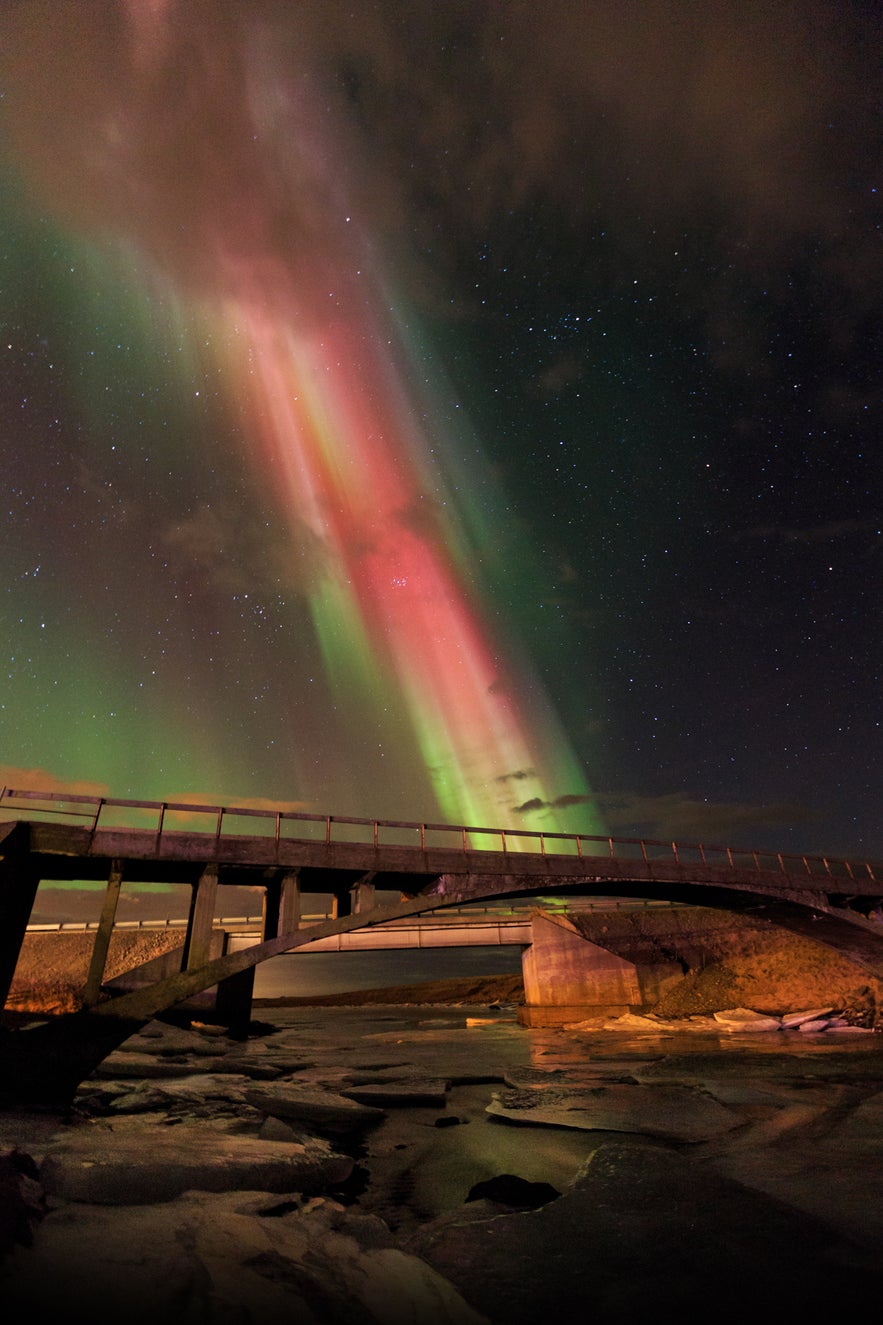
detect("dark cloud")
[516,789,816,846]
[3,1,878,328]
[596,792,817,844]
[514,792,595,815]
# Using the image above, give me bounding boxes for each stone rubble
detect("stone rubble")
[563,1005,878,1034]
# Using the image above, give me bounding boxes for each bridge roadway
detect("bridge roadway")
[30,911,538,951]
[1,790,882,1107]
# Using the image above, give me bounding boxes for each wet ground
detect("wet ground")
[261,1004,883,1243]
[2,1003,882,1322]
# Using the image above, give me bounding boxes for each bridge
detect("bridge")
[1,787,882,1108]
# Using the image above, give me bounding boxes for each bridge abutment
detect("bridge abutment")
[518,913,683,1027]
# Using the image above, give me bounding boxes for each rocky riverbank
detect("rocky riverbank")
[1,1003,882,1323]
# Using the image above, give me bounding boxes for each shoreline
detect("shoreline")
[7,918,883,1026]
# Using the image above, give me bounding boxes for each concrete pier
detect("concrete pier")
[519,913,684,1026]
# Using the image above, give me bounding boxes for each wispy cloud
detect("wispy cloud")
[0,768,109,799]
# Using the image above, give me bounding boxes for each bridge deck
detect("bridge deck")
[1,791,881,1108]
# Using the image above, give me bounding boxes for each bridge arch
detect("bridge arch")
[1,795,881,1108]
[96,876,883,1026]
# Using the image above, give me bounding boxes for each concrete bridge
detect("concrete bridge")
[1,788,882,1108]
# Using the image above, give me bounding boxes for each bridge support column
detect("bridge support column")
[351,874,376,914]
[83,860,123,1007]
[183,865,219,972]
[182,866,254,1029]
[280,870,302,933]
[518,913,684,1027]
[214,933,256,1037]
[263,870,301,939]
[0,823,40,1010]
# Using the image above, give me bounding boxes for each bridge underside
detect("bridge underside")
[1,818,882,1109]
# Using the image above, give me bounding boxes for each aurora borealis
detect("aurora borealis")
[2,2,881,855]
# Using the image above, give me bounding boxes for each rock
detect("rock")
[106,1084,184,1114]
[119,1023,222,1057]
[408,1136,876,1323]
[205,1056,284,1079]
[38,1125,353,1204]
[713,1008,783,1032]
[830,1088,883,1142]
[90,1052,206,1079]
[3,1188,489,1325]
[259,1116,308,1143]
[465,1174,560,1209]
[0,1148,45,1255]
[101,1073,252,1116]
[243,1084,386,1134]
[486,1082,742,1143]
[780,1008,834,1028]
[341,1079,451,1107]
[603,1012,667,1031]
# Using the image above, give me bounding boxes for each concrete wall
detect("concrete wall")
[519,913,683,1027]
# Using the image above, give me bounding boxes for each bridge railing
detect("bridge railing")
[1,786,878,886]
[25,897,686,934]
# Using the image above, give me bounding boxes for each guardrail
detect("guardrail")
[2,786,878,886]
[25,898,685,933]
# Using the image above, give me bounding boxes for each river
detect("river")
[251,945,523,998]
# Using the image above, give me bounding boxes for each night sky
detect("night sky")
[2,1,881,863]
